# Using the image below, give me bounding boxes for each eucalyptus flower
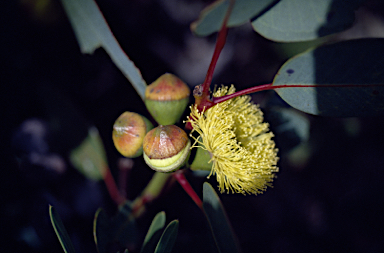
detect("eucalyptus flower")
[187,85,278,195]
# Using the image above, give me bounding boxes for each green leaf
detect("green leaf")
[154,220,179,253]
[202,183,240,253]
[49,205,76,253]
[94,208,111,253]
[252,0,364,42]
[272,38,384,117]
[141,211,166,253]
[60,0,147,100]
[191,0,275,37]
[69,127,107,181]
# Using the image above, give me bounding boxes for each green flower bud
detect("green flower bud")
[145,73,190,125]
[190,143,212,171]
[112,112,153,158]
[143,125,191,173]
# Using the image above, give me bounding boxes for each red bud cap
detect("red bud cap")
[145,73,190,125]
[143,125,191,172]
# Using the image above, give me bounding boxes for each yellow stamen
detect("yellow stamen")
[187,85,278,195]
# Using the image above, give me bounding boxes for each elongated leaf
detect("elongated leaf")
[203,183,240,253]
[273,38,384,117]
[60,0,147,100]
[94,208,111,253]
[192,0,275,37]
[252,0,364,42]
[154,220,179,253]
[141,211,166,253]
[49,205,76,253]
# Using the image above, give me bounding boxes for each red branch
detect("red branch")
[195,0,235,112]
[212,83,384,105]
[173,171,203,210]
[104,167,126,206]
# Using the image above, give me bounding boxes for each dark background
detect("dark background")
[2,0,384,252]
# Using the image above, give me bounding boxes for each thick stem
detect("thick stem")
[131,172,172,217]
[173,171,203,210]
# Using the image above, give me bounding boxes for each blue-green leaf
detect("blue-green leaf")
[203,182,240,253]
[154,220,179,253]
[272,38,384,117]
[49,205,76,253]
[60,0,147,100]
[141,212,166,253]
[252,0,364,42]
[191,0,275,37]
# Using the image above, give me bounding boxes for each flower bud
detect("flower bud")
[190,142,212,171]
[112,112,153,158]
[143,125,191,172]
[145,73,190,125]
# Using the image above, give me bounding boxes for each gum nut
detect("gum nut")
[112,112,153,158]
[145,73,190,125]
[143,125,191,173]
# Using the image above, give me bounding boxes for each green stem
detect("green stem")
[131,172,172,217]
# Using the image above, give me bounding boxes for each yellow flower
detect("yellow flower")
[187,85,278,195]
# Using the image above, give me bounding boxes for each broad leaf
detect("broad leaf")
[191,0,275,37]
[265,107,310,152]
[141,212,166,253]
[60,0,147,100]
[252,0,364,42]
[272,38,384,117]
[154,220,179,253]
[70,127,107,181]
[203,183,240,253]
[49,205,76,253]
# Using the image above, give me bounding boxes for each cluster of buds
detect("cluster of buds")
[113,73,192,172]
[112,71,279,195]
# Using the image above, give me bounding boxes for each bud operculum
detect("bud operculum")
[143,125,191,173]
[145,73,190,125]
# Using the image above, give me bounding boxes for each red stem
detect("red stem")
[195,0,235,112]
[104,167,126,206]
[212,83,274,104]
[211,82,384,105]
[173,171,203,210]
